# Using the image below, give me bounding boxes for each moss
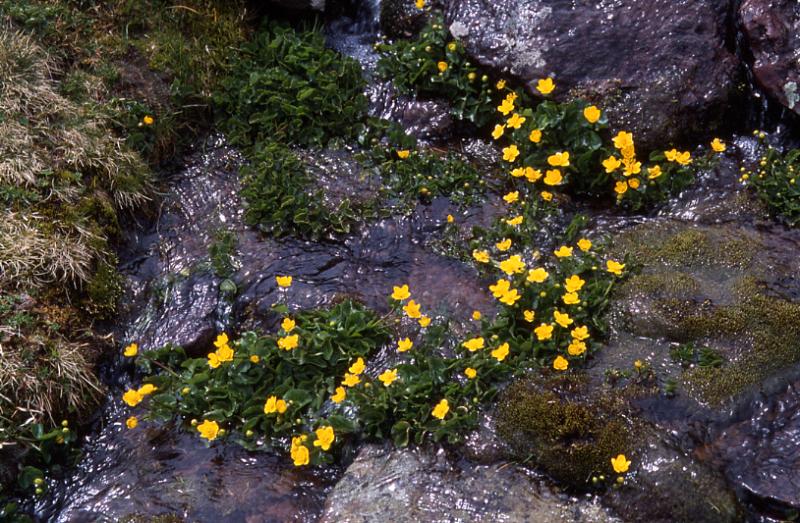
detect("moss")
[621,271,700,299]
[613,224,759,270]
[496,376,636,489]
[682,293,800,404]
[83,256,123,319]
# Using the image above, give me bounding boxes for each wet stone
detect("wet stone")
[444,0,741,149]
[320,444,619,523]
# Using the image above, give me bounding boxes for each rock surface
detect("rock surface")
[740,0,800,115]
[320,445,619,523]
[444,0,741,149]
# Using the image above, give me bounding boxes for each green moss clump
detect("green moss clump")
[621,271,700,299]
[83,256,124,319]
[496,377,635,489]
[216,21,367,149]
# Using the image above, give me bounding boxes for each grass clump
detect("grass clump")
[216,21,367,150]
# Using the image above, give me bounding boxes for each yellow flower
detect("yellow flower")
[563,292,580,305]
[281,317,296,332]
[214,332,229,348]
[502,145,520,162]
[403,299,422,318]
[499,289,521,305]
[628,177,640,189]
[564,275,585,293]
[603,155,621,173]
[554,246,573,258]
[314,426,335,451]
[577,238,592,252]
[250,355,260,363]
[489,279,511,298]
[523,310,535,322]
[496,238,512,251]
[614,181,628,195]
[534,323,554,341]
[291,440,310,466]
[264,395,285,414]
[583,105,601,123]
[462,336,485,352]
[472,310,482,320]
[711,138,726,152]
[527,267,549,283]
[506,215,523,226]
[606,260,625,275]
[437,61,448,72]
[378,368,398,387]
[331,386,346,403]
[675,151,692,165]
[499,255,526,275]
[397,150,410,159]
[647,165,663,179]
[398,337,413,352]
[138,383,157,396]
[415,0,425,8]
[197,420,220,441]
[611,454,631,473]
[612,131,634,150]
[496,79,506,89]
[217,343,235,362]
[419,316,431,327]
[491,342,510,361]
[536,77,555,95]
[207,352,221,369]
[507,113,526,129]
[664,149,678,161]
[122,389,143,407]
[568,340,586,356]
[571,325,590,341]
[343,372,361,387]
[391,284,411,301]
[473,249,490,263]
[623,159,641,176]
[448,42,457,51]
[505,92,517,102]
[541,191,553,201]
[278,334,299,351]
[511,167,525,178]
[553,355,569,371]
[123,343,138,357]
[547,151,570,167]
[126,416,138,429]
[491,124,505,140]
[554,310,573,328]
[525,167,543,182]
[498,98,515,115]
[142,115,154,125]
[621,144,636,160]
[529,129,542,143]
[503,191,519,204]
[276,275,293,288]
[349,357,366,375]
[543,169,563,186]
[432,399,450,419]
[464,367,477,379]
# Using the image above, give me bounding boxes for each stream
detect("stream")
[25,1,800,522]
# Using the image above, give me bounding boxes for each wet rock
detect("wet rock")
[321,444,619,522]
[444,0,741,149]
[367,82,454,141]
[379,0,427,39]
[739,0,800,116]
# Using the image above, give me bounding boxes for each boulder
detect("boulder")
[444,0,741,149]
[739,0,800,115]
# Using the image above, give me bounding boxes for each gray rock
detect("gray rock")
[444,0,741,149]
[739,0,800,115]
[321,445,619,522]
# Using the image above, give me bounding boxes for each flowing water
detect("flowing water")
[26,2,800,522]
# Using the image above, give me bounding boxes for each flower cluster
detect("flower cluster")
[740,133,800,226]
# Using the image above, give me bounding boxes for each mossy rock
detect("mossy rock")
[496,375,637,489]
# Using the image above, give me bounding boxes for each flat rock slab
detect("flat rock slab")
[444,0,740,149]
[321,445,618,522]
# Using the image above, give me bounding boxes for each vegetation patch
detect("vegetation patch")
[741,136,800,226]
[216,21,367,150]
